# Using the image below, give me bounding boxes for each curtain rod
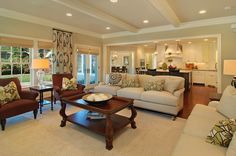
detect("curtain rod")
[53,28,72,34]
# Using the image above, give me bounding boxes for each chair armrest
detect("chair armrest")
[20,90,38,100]
[77,84,85,92]
[173,88,185,97]
[53,86,61,94]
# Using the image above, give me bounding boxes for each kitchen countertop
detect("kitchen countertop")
[182,69,217,72]
[156,69,192,73]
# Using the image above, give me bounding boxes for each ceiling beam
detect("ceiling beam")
[52,0,139,33]
[148,0,180,27]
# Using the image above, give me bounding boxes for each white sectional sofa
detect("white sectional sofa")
[172,85,236,156]
[94,74,185,117]
[171,103,227,156]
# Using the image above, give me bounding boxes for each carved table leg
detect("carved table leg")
[129,105,137,129]
[105,115,114,150]
[60,100,67,127]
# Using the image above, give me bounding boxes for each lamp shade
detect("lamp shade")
[224,60,236,75]
[31,59,49,69]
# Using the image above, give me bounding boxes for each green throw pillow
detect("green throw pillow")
[144,80,165,91]
[62,77,77,90]
[121,79,140,88]
[0,81,20,105]
[206,119,236,147]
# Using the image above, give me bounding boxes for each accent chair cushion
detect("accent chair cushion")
[0,81,20,105]
[62,77,77,90]
[217,86,236,118]
[206,119,236,147]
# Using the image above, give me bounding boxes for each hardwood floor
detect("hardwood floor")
[178,85,217,119]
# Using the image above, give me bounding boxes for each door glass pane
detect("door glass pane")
[2,64,11,75]
[1,46,11,62]
[90,55,98,84]
[77,54,86,84]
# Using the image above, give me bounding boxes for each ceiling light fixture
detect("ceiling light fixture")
[66,13,72,17]
[144,44,148,47]
[199,10,207,14]
[110,0,118,3]
[188,41,192,44]
[143,20,149,24]
[176,39,181,42]
[106,27,111,30]
[204,38,208,42]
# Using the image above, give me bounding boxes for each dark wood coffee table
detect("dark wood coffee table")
[60,96,137,150]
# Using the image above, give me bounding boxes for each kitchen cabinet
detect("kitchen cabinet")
[192,70,217,87]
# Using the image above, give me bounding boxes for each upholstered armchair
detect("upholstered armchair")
[0,77,39,131]
[52,73,86,103]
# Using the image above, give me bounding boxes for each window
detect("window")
[0,46,31,86]
[38,48,53,84]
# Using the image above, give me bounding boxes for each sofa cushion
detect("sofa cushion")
[164,78,182,93]
[184,105,226,139]
[227,132,236,156]
[217,85,236,118]
[172,133,226,156]
[0,81,20,105]
[140,91,178,106]
[206,119,236,147]
[94,85,121,95]
[117,87,144,100]
[138,75,153,88]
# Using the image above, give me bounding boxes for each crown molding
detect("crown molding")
[0,8,102,38]
[102,15,236,39]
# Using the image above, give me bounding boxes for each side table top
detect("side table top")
[30,85,53,91]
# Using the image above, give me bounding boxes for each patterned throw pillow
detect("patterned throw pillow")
[206,119,236,147]
[0,81,20,105]
[62,77,77,90]
[109,73,122,86]
[121,79,140,88]
[144,79,165,91]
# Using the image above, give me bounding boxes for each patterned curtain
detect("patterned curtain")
[52,29,73,73]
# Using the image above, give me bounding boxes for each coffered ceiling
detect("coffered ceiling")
[0,0,236,38]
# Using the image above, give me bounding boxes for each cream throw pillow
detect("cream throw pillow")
[217,86,236,118]
[227,132,236,156]
[62,77,77,90]
[164,78,182,93]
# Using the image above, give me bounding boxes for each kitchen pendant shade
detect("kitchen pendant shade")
[224,60,236,75]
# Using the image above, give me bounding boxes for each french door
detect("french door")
[77,54,98,85]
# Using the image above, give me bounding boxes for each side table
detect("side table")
[30,85,54,114]
[209,93,222,101]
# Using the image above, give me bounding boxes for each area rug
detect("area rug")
[0,105,186,156]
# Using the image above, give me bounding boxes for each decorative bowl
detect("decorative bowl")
[82,93,112,106]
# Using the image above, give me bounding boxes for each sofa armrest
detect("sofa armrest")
[20,90,38,100]
[173,88,185,97]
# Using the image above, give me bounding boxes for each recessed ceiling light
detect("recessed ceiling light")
[188,41,192,44]
[66,13,72,17]
[144,44,148,47]
[143,20,149,24]
[224,6,231,10]
[176,39,181,42]
[106,27,111,30]
[164,43,168,46]
[199,10,207,14]
[204,38,208,42]
[110,0,118,3]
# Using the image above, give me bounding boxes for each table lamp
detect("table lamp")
[224,60,236,88]
[32,59,49,87]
